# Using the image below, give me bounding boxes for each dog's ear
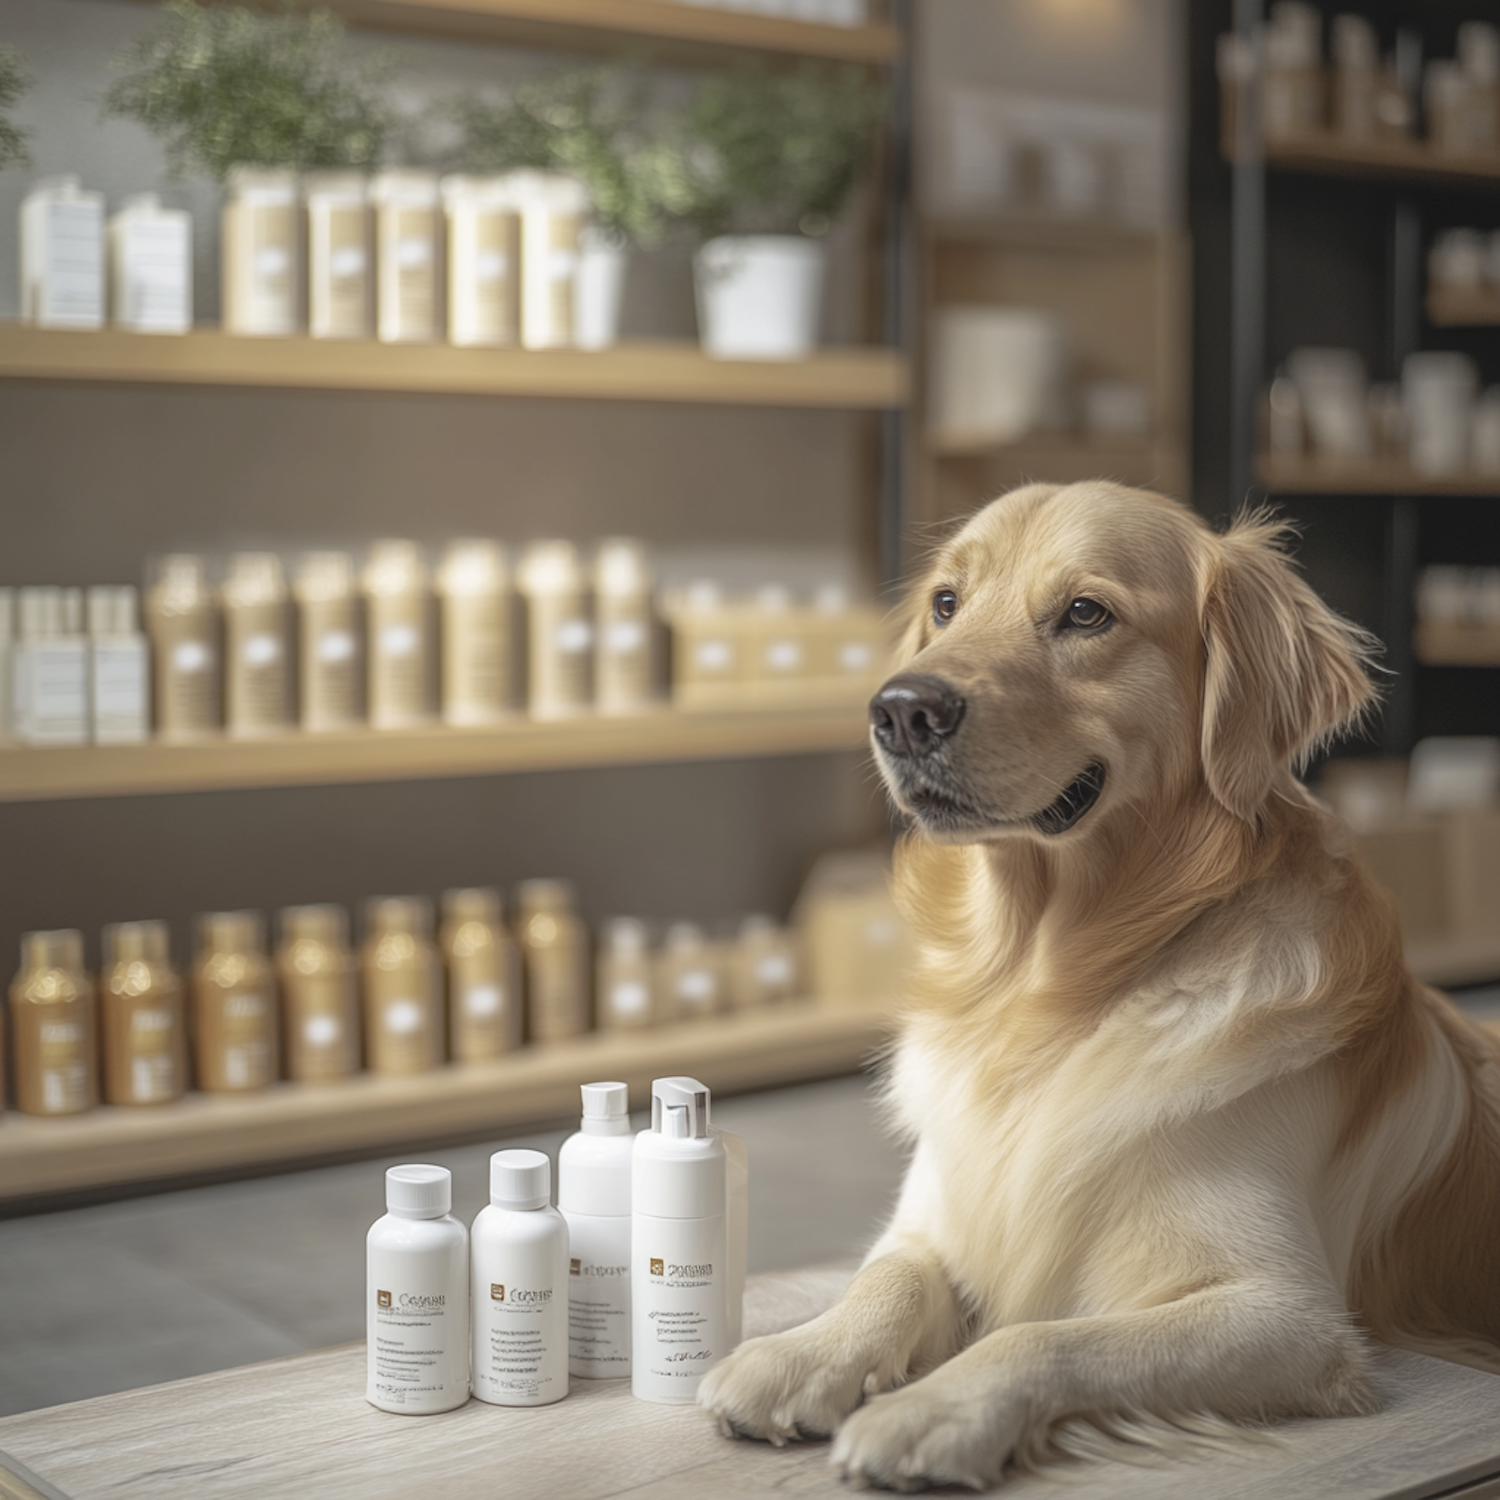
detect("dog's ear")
[1200,513,1379,823]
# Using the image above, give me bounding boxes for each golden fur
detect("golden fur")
[699,482,1500,1491]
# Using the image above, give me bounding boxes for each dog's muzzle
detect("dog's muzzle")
[868,674,967,760]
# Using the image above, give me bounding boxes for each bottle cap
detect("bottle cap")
[581,1081,628,1122]
[490,1148,550,1210]
[198,910,265,955]
[442,887,501,925]
[665,922,704,952]
[386,1164,451,1219]
[518,878,576,916]
[21,928,84,973]
[651,1076,711,1140]
[437,540,507,596]
[603,917,648,955]
[104,919,169,966]
[293,552,355,602]
[222,552,285,607]
[281,903,348,946]
[366,896,433,938]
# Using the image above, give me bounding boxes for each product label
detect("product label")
[470,210,517,343]
[93,640,148,742]
[233,626,287,728]
[839,640,874,673]
[447,599,508,712]
[246,204,295,332]
[218,991,272,1088]
[608,979,649,1022]
[527,946,584,1041]
[567,1218,631,1377]
[371,613,426,725]
[675,968,716,1011]
[320,205,368,337]
[464,984,500,1017]
[633,1215,727,1398]
[160,633,217,735]
[474,1277,563,1402]
[764,638,802,674]
[374,993,435,1073]
[368,1267,465,1412]
[288,973,356,1080]
[121,218,189,331]
[693,638,734,675]
[31,1014,91,1113]
[389,210,436,338]
[28,642,88,742]
[35,200,103,326]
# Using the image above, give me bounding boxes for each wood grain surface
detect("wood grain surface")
[2,1264,1498,1500]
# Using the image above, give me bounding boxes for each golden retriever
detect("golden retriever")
[699,481,1500,1491]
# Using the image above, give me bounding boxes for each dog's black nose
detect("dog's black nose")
[869,674,966,758]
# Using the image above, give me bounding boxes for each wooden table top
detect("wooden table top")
[2,1263,1498,1500]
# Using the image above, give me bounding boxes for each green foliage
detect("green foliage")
[103,1,394,179]
[0,45,31,172]
[679,62,887,238]
[446,67,693,247]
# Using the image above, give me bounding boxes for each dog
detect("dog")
[699,481,1500,1491]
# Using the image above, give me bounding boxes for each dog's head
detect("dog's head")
[870,482,1378,842]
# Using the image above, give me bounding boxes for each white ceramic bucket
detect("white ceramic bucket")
[693,235,826,360]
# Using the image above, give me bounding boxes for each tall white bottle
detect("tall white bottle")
[631,1077,728,1404]
[471,1149,570,1407]
[366,1164,470,1415]
[559,1081,633,1378]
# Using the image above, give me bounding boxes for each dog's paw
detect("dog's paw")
[830,1377,1023,1493]
[699,1325,902,1446]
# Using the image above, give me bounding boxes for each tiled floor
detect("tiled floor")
[0,1073,906,1419]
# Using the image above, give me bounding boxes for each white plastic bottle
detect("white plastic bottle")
[21,176,105,329]
[366,1164,470,1416]
[109,193,192,334]
[87,586,149,744]
[632,1077,729,1404]
[471,1149,570,1408]
[559,1082,633,1378]
[13,587,88,746]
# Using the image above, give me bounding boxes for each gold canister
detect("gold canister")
[101,920,187,1106]
[277,904,360,1083]
[518,878,589,1042]
[440,887,521,1062]
[192,911,277,1093]
[596,917,655,1031]
[9,929,97,1116]
[362,896,442,1074]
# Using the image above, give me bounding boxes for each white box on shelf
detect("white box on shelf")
[109,195,192,334]
[21,176,105,329]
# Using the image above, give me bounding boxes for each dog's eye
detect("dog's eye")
[932,589,959,626]
[1065,598,1111,631]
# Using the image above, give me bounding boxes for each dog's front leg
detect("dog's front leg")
[699,1241,963,1445]
[831,1280,1376,1491]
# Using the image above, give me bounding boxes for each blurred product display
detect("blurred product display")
[222,168,299,337]
[671,0,868,23]
[20,176,104,330]
[108,194,191,335]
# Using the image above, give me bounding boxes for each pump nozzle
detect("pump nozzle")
[650,1076,710,1139]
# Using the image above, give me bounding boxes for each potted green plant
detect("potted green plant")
[0,46,31,172]
[448,66,690,349]
[678,61,886,359]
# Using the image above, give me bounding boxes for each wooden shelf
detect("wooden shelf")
[1415,621,1500,667]
[132,0,903,63]
[0,326,909,411]
[923,215,1159,252]
[1427,285,1500,328]
[1259,453,1500,497]
[0,1003,889,1204]
[1225,130,1500,190]
[1408,935,1500,989]
[927,434,1184,493]
[0,703,874,804]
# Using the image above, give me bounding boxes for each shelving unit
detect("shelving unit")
[1415,622,1500,668]
[1259,454,1500,497]
[0,325,908,410]
[0,703,872,803]
[0,1003,890,1205]
[1227,130,1500,191]
[1427,285,1500,329]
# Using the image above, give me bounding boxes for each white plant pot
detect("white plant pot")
[574,228,627,351]
[693,235,826,360]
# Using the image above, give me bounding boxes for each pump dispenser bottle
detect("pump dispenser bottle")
[101,920,187,1106]
[363,897,442,1074]
[367,1164,470,1415]
[471,1148,570,1407]
[559,1082,633,1377]
[9,929,97,1116]
[192,911,277,1093]
[440,887,520,1062]
[277,904,360,1082]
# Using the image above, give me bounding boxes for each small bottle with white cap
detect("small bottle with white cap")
[559,1082,634,1377]
[366,1164,470,1415]
[471,1148,570,1407]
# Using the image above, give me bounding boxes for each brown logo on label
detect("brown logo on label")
[377,1290,392,1309]
[490,1283,505,1301]
[570,1258,581,1276]
[650,1258,664,1276]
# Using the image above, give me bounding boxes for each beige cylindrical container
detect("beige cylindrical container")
[277,904,360,1082]
[730,914,800,1009]
[596,917,655,1031]
[657,922,724,1021]
[442,174,521,348]
[516,172,588,350]
[222,552,291,738]
[363,540,432,729]
[145,553,220,741]
[437,540,513,726]
[294,551,362,732]
[441,887,521,1062]
[593,539,656,715]
[517,541,592,719]
[9,929,97,1116]
[363,897,443,1075]
[371,170,441,344]
[222,167,299,336]
[192,911,277,1093]
[518,879,589,1043]
[306,171,371,340]
[101,920,187,1106]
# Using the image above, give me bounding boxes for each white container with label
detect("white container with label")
[21,176,105,329]
[367,1164,471,1415]
[443,174,521,348]
[306,172,371,340]
[559,1082,633,1378]
[222,168,299,336]
[631,1077,728,1404]
[87,586,149,744]
[471,1149,570,1408]
[13,587,88,745]
[109,194,191,334]
[371,170,440,344]
[516,172,588,350]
